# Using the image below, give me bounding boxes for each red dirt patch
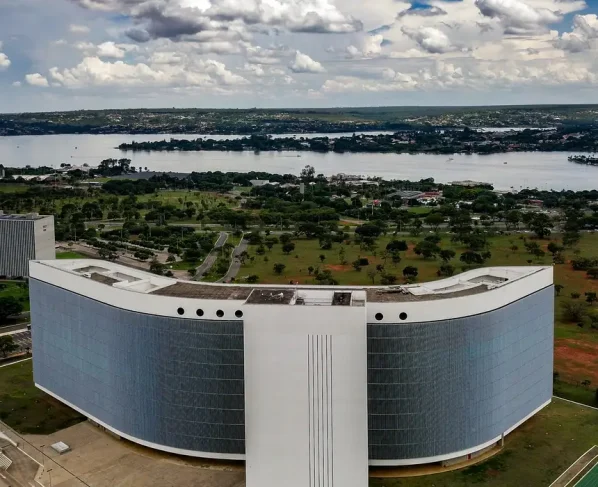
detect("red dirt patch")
[325,264,353,272]
[554,338,598,383]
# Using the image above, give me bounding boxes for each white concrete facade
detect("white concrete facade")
[243,303,368,487]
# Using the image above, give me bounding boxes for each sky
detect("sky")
[0,0,597,112]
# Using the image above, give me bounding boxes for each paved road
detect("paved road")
[218,239,248,283]
[9,331,32,352]
[194,232,228,279]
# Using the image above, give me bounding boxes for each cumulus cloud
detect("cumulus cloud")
[71,0,362,40]
[475,0,561,34]
[401,26,454,54]
[69,24,91,34]
[398,5,447,17]
[346,34,384,58]
[97,41,127,58]
[47,56,248,89]
[0,42,10,70]
[320,57,598,95]
[25,73,50,87]
[0,53,10,70]
[288,51,325,73]
[554,14,598,52]
[244,45,289,65]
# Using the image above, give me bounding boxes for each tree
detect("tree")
[355,223,383,240]
[380,273,397,285]
[571,292,581,299]
[414,240,440,259]
[581,379,591,388]
[319,254,326,263]
[308,266,315,275]
[0,336,19,357]
[0,296,23,323]
[437,264,455,277]
[555,284,564,297]
[409,219,423,237]
[279,233,293,245]
[98,247,117,261]
[402,266,418,279]
[352,260,363,272]
[587,268,598,280]
[246,275,259,283]
[273,263,286,275]
[547,242,563,256]
[425,213,444,232]
[439,249,456,263]
[391,252,402,266]
[282,242,296,255]
[314,269,338,285]
[256,245,266,255]
[338,246,347,265]
[367,269,377,284]
[149,259,165,276]
[386,240,408,253]
[265,236,278,251]
[561,300,587,321]
[505,210,521,231]
[528,213,554,239]
[460,251,485,266]
[586,292,598,305]
[563,231,581,248]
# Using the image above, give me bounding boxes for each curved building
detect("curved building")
[30,260,553,487]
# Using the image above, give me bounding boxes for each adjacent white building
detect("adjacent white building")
[0,213,55,277]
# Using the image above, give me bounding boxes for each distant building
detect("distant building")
[0,212,55,278]
[0,166,5,179]
[387,190,424,201]
[250,179,279,187]
[450,180,492,188]
[527,199,544,208]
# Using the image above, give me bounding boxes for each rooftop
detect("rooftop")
[0,212,50,221]
[33,259,549,305]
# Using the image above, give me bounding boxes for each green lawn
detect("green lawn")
[239,232,563,286]
[0,184,29,193]
[56,250,88,259]
[0,360,84,434]
[554,381,598,407]
[239,232,598,385]
[370,399,598,487]
[0,281,30,311]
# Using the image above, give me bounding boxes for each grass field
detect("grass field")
[239,231,598,388]
[0,281,30,311]
[0,360,84,434]
[371,399,598,487]
[56,250,88,259]
[0,184,29,193]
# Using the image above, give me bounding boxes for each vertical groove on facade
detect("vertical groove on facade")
[308,335,333,486]
[367,286,554,462]
[31,279,246,455]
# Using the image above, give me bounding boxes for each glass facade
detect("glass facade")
[30,279,245,455]
[31,278,554,463]
[367,286,554,461]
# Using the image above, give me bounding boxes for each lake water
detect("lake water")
[0,133,595,191]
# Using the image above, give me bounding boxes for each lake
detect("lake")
[0,133,595,191]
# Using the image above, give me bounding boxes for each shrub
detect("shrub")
[561,300,588,322]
